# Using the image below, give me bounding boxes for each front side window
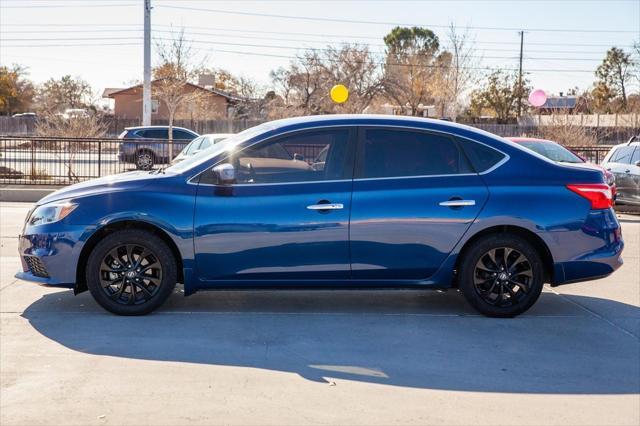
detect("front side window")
[143,129,168,139]
[630,147,640,164]
[610,146,635,164]
[183,137,203,155]
[356,128,473,179]
[201,128,353,185]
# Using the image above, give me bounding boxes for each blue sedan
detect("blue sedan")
[17,115,624,317]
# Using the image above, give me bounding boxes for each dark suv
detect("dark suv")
[118,126,199,170]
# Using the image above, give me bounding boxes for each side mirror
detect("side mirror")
[635,161,640,167]
[213,163,235,185]
[293,153,305,161]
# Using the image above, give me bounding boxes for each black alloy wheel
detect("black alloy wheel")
[86,229,177,315]
[458,234,544,317]
[99,244,162,305]
[473,247,532,308]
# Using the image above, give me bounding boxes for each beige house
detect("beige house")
[103,81,237,121]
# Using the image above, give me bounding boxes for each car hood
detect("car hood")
[37,171,160,205]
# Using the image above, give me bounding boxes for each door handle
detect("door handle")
[439,200,476,207]
[307,203,344,210]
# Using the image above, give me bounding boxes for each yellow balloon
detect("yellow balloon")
[330,84,349,104]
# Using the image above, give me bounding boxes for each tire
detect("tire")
[458,234,544,318]
[86,229,177,315]
[135,150,155,170]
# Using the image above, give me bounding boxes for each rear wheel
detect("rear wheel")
[86,229,177,315]
[135,150,154,170]
[458,234,544,317]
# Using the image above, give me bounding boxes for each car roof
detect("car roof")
[201,133,234,138]
[124,125,196,132]
[507,137,556,144]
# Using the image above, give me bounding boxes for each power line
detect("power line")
[1,23,635,49]
[1,2,137,8]
[0,28,613,54]
[157,4,638,33]
[0,36,610,61]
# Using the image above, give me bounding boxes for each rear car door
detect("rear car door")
[194,127,356,282]
[349,127,490,280]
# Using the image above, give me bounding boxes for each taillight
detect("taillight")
[566,184,613,209]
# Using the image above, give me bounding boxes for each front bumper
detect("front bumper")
[16,223,89,288]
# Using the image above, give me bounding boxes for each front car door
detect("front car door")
[193,127,356,283]
[349,127,490,280]
[605,145,639,205]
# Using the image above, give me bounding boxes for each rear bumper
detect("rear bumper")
[544,208,624,286]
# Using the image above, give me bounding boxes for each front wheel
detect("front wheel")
[86,229,177,315]
[458,234,544,318]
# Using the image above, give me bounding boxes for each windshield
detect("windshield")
[519,141,583,164]
[164,123,273,174]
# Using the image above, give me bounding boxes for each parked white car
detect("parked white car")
[601,138,640,206]
[171,133,234,164]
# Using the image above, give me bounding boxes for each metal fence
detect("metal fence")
[0,135,616,186]
[1,115,638,144]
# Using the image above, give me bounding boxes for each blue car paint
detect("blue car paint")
[17,115,623,297]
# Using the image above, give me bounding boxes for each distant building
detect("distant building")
[536,94,586,114]
[102,80,239,121]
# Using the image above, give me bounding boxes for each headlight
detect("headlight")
[28,201,78,226]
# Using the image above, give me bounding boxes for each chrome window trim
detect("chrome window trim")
[187,123,510,186]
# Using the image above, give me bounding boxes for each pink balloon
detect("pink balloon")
[528,89,547,107]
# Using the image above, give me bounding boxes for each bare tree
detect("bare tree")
[35,110,107,182]
[269,44,383,117]
[154,29,206,158]
[437,24,480,121]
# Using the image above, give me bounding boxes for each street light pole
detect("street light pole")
[142,0,152,126]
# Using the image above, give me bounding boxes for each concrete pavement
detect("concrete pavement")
[1,201,638,425]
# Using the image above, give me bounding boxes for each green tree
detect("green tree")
[595,47,633,110]
[382,26,451,116]
[0,65,35,116]
[469,70,529,123]
[37,75,92,113]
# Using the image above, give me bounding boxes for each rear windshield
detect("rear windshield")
[519,141,583,164]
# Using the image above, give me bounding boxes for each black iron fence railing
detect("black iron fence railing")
[0,135,616,186]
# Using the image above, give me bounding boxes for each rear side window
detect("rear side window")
[356,128,472,179]
[459,139,505,173]
[174,129,196,140]
[610,146,635,164]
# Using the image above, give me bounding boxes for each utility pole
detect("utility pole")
[516,30,524,119]
[142,0,152,126]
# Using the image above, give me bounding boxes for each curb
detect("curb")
[0,186,61,203]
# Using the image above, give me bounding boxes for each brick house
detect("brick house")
[103,80,238,121]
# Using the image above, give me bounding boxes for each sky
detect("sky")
[1,0,639,104]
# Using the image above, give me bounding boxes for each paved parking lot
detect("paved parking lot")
[1,201,638,425]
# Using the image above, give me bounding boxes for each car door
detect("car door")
[620,146,640,205]
[605,146,637,204]
[350,127,490,280]
[194,127,356,282]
